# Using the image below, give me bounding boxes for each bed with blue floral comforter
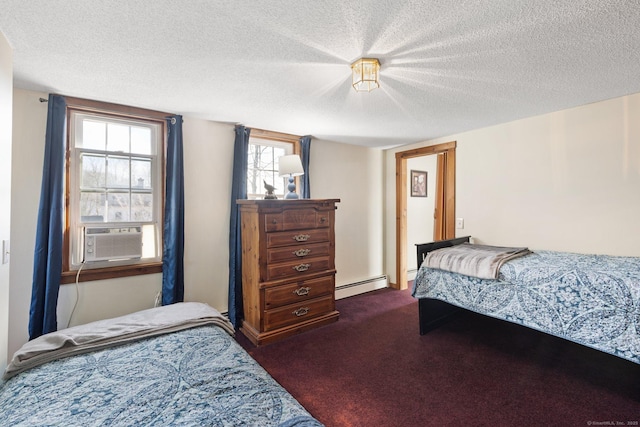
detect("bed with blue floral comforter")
[0,306,323,426]
[413,249,640,365]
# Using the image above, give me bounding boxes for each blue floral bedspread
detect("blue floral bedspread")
[0,325,323,426]
[413,250,640,364]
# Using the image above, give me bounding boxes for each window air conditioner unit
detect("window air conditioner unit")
[84,226,143,262]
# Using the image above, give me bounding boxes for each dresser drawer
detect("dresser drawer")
[266,228,330,248]
[264,275,334,309]
[266,257,331,281]
[265,208,330,232]
[263,295,335,331]
[267,242,330,264]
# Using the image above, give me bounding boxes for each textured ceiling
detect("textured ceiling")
[2,1,640,148]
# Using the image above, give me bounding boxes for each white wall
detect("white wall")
[385,92,640,283]
[407,155,437,271]
[0,32,13,372]
[308,138,386,287]
[8,90,385,356]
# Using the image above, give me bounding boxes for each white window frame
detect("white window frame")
[68,110,163,270]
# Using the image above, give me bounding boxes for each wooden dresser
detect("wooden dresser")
[237,199,340,345]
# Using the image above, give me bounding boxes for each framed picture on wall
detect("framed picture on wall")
[410,170,427,197]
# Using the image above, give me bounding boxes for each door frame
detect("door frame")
[393,141,456,289]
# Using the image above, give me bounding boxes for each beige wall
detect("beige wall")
[182,118,236,308]
[385,93,640,283]
[10,85,639,359]
[8,91,45,363]
[311,138,385,286]
[8,90,238,356]
[9,91,163,358]
[8,89,384,356]
[0,32,13,372]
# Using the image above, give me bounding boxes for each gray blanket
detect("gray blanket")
[4,302,234,380]
[424,242,531,279]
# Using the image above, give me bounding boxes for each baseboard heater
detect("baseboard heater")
[335,275,388,300]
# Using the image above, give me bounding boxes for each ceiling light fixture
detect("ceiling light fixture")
[351,58,380,92]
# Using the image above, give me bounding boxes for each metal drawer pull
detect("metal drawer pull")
[293,286,311,296]
[292,263,311,272]
[293,307,310,317]
[293,234,310,242]
[320,217,327,222]
[293,248,311,257]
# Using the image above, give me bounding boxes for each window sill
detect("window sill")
[61,262,163,284]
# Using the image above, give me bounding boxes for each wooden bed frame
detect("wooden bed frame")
[415,236,470,335]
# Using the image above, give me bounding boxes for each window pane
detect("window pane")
[80,120,106,150]
[80,192,106,222]
[131,158,152,189]
[261,146,275,165]
[131,126,152,155]
[273,150,286,169]
[257,169,283,194]
[131,193,153,222]
[107,156,130,188]
[107,193,130,221]
[80,154,106,189]
[107,123,130,153]
[277,176,288,194]
[247,169,259,195]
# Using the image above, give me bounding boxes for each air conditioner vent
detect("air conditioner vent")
[84,226,142,262]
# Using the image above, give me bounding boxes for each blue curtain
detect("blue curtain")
[228,125,250,327]
[300,135,311,199]
[162,115,185,305]
[29,94,67,340]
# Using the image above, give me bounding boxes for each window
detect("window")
[62,98,167,283]
[247,130,300,199]
[247,138,292,199]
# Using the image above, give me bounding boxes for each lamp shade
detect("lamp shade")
[278,155,304,177]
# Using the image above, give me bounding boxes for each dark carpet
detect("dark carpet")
[236,288,640,426]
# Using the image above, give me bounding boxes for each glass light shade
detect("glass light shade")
[278,154,304,177]
[351,58,380,92]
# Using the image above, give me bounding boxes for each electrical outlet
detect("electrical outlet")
[455,218,464,229]
[2,240,9,264]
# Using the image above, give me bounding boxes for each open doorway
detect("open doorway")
[393,141,456,290]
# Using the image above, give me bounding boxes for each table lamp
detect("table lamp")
[278,155,304,199]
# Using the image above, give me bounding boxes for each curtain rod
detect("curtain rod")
[37,97,178,123]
